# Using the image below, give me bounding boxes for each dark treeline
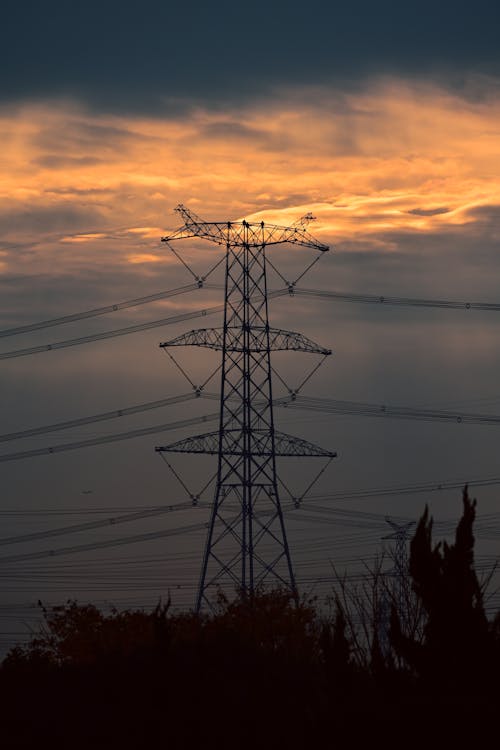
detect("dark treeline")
[1,488,499,748]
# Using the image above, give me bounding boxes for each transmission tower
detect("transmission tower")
[383,517,415,623]
[156,205,335,611]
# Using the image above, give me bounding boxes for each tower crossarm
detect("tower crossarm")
[274,432,336,457]
[162,204,227,244]
[161,204,329,251]
[382,519,416,540]
[160,327,331,355]
[156,429,336,457]
[291,212,316,228]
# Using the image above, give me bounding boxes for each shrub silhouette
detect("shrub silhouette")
[1,588,330,748]
[1,491,499,747]
[4,599,171,668]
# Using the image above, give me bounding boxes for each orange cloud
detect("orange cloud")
[126,253,163,264]
[61,233,107,243]
[1,79,500,275]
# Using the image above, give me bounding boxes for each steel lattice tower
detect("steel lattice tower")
[383,518,415,623]
[156,206,335,611]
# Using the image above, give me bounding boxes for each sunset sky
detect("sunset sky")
[1,1,500,627]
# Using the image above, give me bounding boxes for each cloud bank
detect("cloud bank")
[2,1,500,114]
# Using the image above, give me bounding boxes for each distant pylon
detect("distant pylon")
[156,205,335,611]
[383,517,415,624]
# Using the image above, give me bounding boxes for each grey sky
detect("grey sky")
[2,1,500,113]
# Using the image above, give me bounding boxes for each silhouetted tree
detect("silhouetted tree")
[3,598,171,668]
[2,498,500,748]
[390,487,495,686]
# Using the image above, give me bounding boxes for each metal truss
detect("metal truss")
[156,429,336,457]
[156,205,334,611]
[383,518,415,626]
[162,204,330,251]
[160,327,331,354]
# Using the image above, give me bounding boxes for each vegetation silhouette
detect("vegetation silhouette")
[390,487,498,687]
[1,489,499,748]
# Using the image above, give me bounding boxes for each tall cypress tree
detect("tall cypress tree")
[391,487,492,687]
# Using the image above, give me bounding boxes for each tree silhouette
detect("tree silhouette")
[390,486,495,686]
[1,495,500,747]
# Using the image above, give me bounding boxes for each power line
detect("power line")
[0,282,206,338]
[283,394,500,426]
[300,474,500,503]
[0,498,416,550]
[0,507,164,517]
[0,392,199,443]
[0,288,290,361]
[0,412,219,462]
[3,280,500,361]
[3,388,500,463]
[0,520,210,565]
[0,307,223,360]
[201,391,500,426]
[0,500,201,548]
[0,505,296,565]
[292,286,500,312]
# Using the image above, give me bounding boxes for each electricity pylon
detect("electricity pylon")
[156,205,335,611]
[383,518,415,624]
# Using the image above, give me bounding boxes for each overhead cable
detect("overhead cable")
[283,394,500,426]
[0,412,218,463]
[0,520,211,565]
[0,508,285,565]
[0,307,223,360]
[292,286,500,312]
[302,474,500,503]
[4,267,500,351]
[4,388,500,463]
[0,500,201,548]
[0,282,206,338]
[200,391,500,426]
[0,392,199,443]
[0,289,288,361]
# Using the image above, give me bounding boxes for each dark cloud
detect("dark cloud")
[47,187,112,197]
[0,206,106,235]
[1,1,500,113]
[462,204,500,222]
[200,122,268,140]
[33,122,150,153]
[331,220,500,303]
[34,155,104,169]
[408,207,450,216]
[198,121,287,148]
